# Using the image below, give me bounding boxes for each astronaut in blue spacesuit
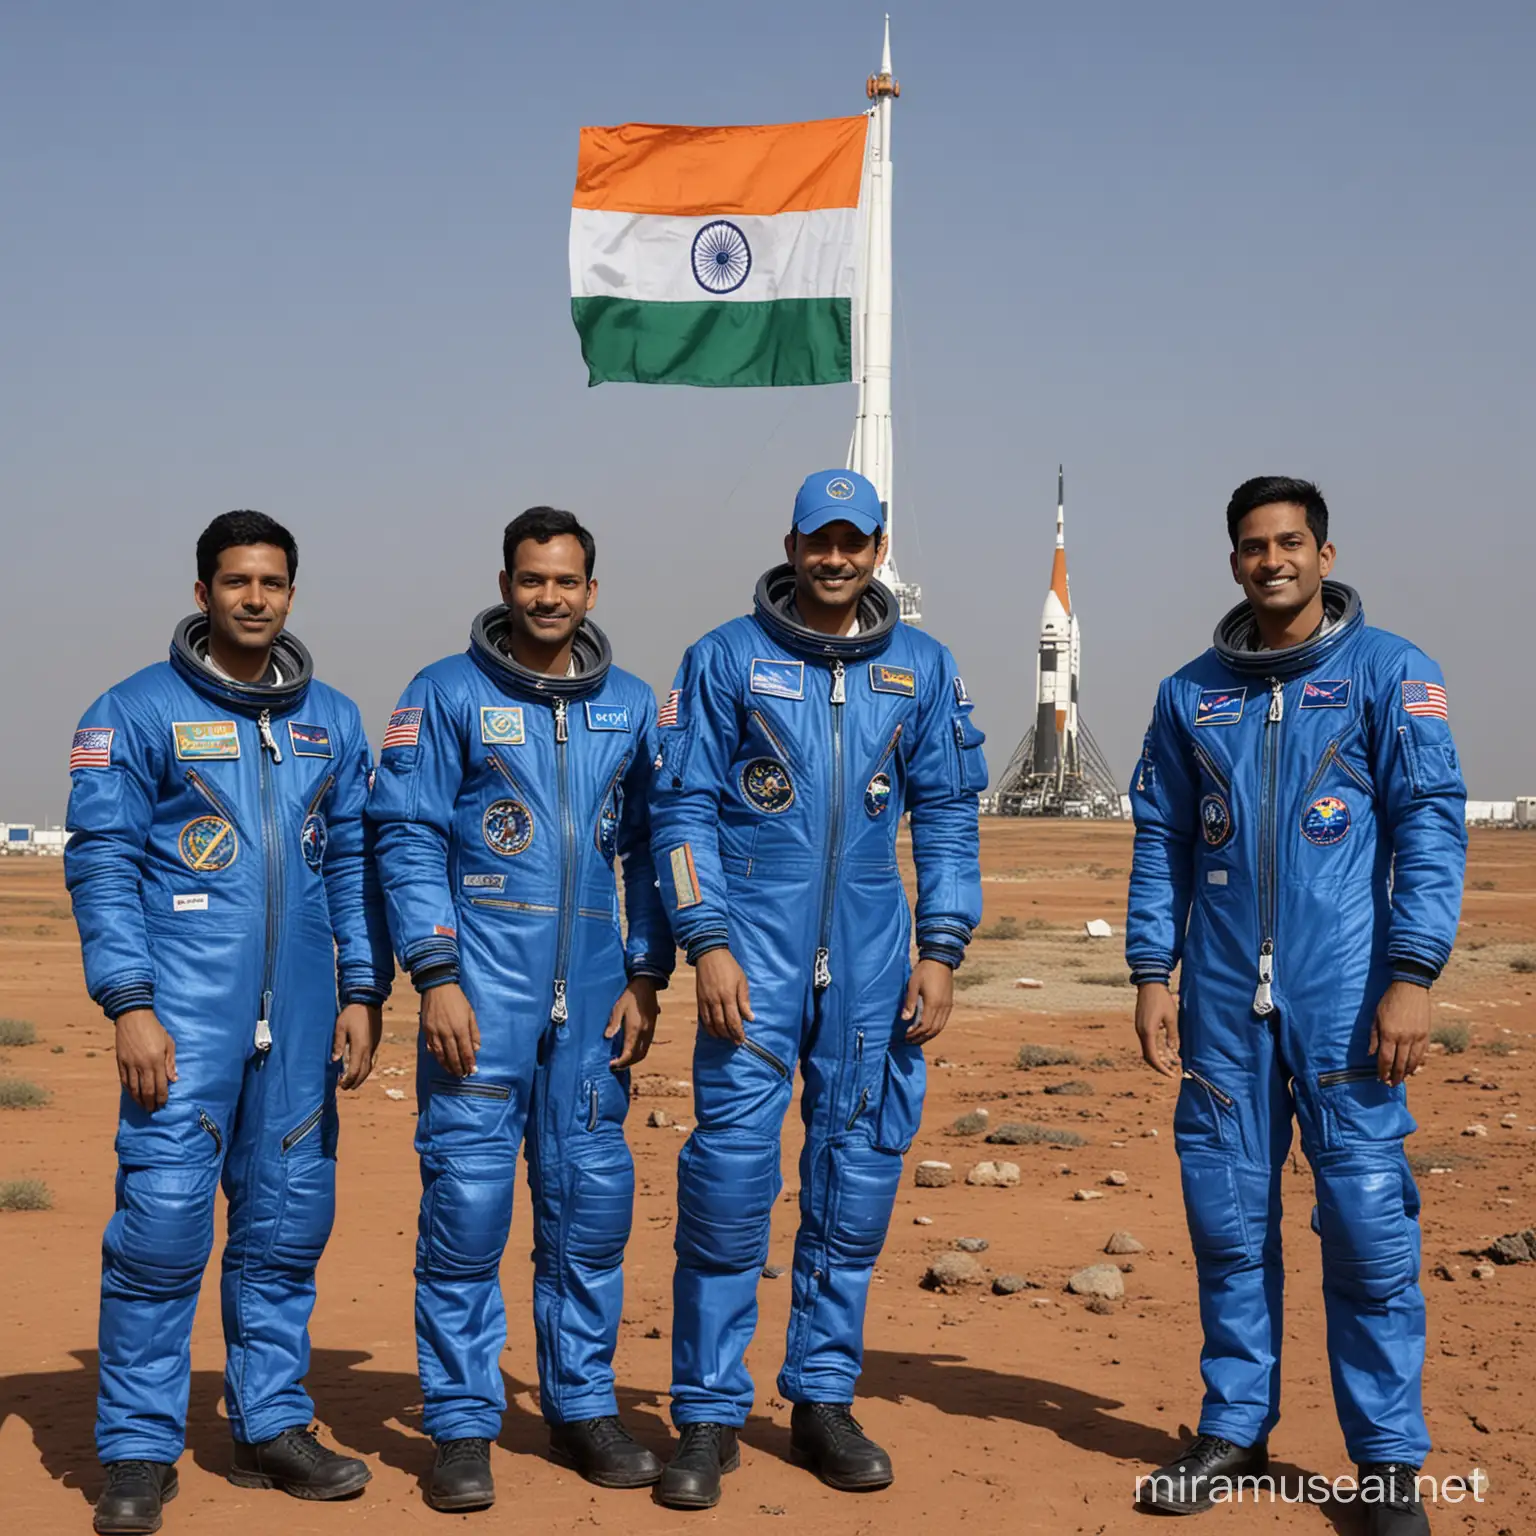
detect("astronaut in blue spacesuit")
[65,512,393,1535]
[366,508,673,1513]
[648,470,985,1510]
[1127,478,1465,1534]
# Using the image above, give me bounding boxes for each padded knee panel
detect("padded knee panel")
[1180,1152,1255,1268]
[827,1145,901,1266]
[419,1160,515,1282]
[675,1131,779,1272]
[106,1165,218,1298]
[1313,1154,1420,1304]
[564,1135,636,1271]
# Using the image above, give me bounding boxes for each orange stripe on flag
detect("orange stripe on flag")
[574,117,867,216]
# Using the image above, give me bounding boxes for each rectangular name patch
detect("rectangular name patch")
[462,873,506,891]
[749,657,804,700]
[70,726,114,770]
[585,701,631,733]
[173,893,209,911]
[1207,869,1229,886]
[1195,688,1246,727]
[383,707,423,749]
[669,844,702,909]
[869,662,916,697]
[287,721,333,757]
[480,706,525,746]
[174,720,241,760]
[1300,679,1352,710]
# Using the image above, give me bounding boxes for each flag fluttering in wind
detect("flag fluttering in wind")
[569,116,868,388]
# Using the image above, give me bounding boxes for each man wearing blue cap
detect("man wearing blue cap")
[650,469,986,1509]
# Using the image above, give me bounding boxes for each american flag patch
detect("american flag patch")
[382,706,423,749]
[1401,681,1448,720]
[70,726,114,769]
[657,689,681,728]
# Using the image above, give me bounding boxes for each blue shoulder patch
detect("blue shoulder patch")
[1195,687,1246,727]
[585,701,631,733]
[869,662,917,697]
[749,657,804,700]
[287,721,333,758]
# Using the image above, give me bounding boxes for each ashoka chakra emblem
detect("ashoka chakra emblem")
[691,220,752,294]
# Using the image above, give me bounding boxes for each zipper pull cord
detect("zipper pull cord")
[256,989,274,1052]
[554,698,569,744]
[1253,939,1275,1017]
[814,947,832,991]
[830,660,846,705]
[551,977,568,1026]
[258,709,283,763]
[1268,678,1284,724]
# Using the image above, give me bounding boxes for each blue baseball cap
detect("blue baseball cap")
[791,469,884,538]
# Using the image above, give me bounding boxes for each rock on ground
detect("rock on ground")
[966,1161,1021,1188]
[955,1237,989,1253]
[1104,1230,1144,1255]
[1104,1170,1129,1186]
[950,1108,990,1135]
[914,1160,954,1188]
[633,1074,692,1099]
[1067,1264,1126,1300]
[646,1108,672,1128]
[1073,1189,1105,1202]
[923,1253,986,1292]
[992,1273,1037,1295]
[1485,1228,1536,1264]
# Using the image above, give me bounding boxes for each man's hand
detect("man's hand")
[606,977,660,1070]
[115,1009,177,1113]
[1370,980,1430,1086]
[902,959,954,1044]
[1135,982,1181,1078]
[421,982,481,1077]
[333,1002,384,1089]
[695,948,753,1044]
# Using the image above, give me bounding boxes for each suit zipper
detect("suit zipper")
[586,1080,599,1131]
[1183,1068,1234,1108]
[306,772,336,816]
[198,1109,223,1154]
[551,698,575,1027]
[468,897,558,913]
[872,721,904,775]
[1253,679,1284,1017]
[435,1078,512,1100]
[844,1026,868,1129]
[487,750,525,793]
[281,1103,324,1151]
[749,709,791,763]
[740,1037,789,1077]
[813,661,846,991]
[185,769,244,834]
[256,709,284,1052]
[1318,1065,1380,1088]
[1191,741,1230,794]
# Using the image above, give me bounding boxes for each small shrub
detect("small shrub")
[0,1179,51,1211]
[978,916,1021,941]
[1043,1080,1093,1097]
[1511,956,1536,975]
[1077,972,1131,988]
[954,969,992,992]
[1482,1039,1516,1057]
[1017,1043,1079,1070]
[0,1019,36,1047]
[1472,879,1497,891]
[1025,917,1052,932]
[1431,1024,1470,1054]
[1407,1150,1466,1176]
[0,1081,50,1110]
[987,1121,1088,1147]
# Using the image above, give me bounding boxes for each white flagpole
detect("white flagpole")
[850,17,921,623]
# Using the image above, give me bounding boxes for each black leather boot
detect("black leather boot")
[1358,1463,1431,1535]
[789,1402,893,1491]
[426,1437,495,1513]
[656,1423,740,1510]
[228,1425,370,1499]
[1136,1433,1270,1514]
[94,1462,178,1535]
[548,1415,662,1488]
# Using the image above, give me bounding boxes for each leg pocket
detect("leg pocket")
[1313,1068,1416,1151]
[1180,1153,1253,1265]
[270,1108,337,1272]
[870,1040,926,1154]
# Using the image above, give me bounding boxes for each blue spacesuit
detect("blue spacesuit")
[1127,582,1466,1463]
[651,568,985,1425]
[366,611,673,1440]
[65,617,392,1464]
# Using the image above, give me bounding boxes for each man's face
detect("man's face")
[1230,501,1335,621]
[195,543,293,654]
[784,521,886,612]
[499,534,595,650]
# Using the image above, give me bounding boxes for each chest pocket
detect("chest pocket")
[1398,724,1461,799]
[594,754,629,861]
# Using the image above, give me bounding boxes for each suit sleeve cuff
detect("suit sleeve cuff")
[99,978,155,1021]
[1130,966,1172,988]
[1390,959,1437,989]
[686,934,732,965]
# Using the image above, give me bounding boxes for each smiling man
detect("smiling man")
[649,469,985,1509]
[65,511,392,1534]
[1126,478,1466,1534]
[367,507,672,1512]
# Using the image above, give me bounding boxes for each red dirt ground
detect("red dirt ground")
[3,823,1533,1534]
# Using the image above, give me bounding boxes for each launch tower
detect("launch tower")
[994,469,1124,817]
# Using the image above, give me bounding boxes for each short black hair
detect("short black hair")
[196,510,298,586]
[503,506,596,580]
[1226,477,1329,550]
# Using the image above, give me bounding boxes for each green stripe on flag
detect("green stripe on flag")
[572,296,851,387]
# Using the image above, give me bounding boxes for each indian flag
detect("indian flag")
[570,116,869,388]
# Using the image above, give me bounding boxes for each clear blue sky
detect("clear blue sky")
[3,0,1532,819]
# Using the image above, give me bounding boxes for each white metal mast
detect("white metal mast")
[850,17,921,623]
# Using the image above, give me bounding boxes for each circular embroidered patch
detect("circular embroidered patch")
[740,758,795,814]
[1200,793,1231,848]
[300,812,327,871]
[826,475,856,500]
[178,815,238,872]
[865,771,893,818]
[1302,795,1351,846]
[483,797,534,856]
